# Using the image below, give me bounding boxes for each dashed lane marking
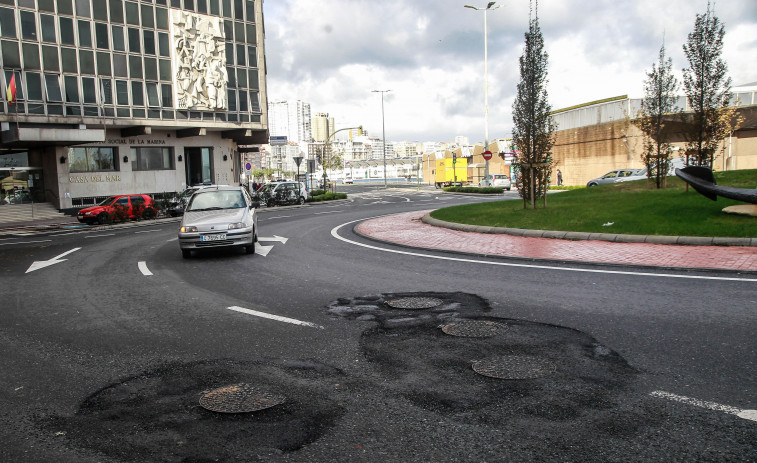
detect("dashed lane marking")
[226,306,324,329]
[138,261,153,276]
[651,391,757,422]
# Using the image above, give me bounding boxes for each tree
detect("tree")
[680,1,740,168]
[511,1,555,209]
[634,43,679,189]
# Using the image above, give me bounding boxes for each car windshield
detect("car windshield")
[187,190,246,211]
[258,184,276,193]
[98,196,118,206]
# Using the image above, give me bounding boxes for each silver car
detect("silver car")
[178,186,258,258]
[586,169,641,187]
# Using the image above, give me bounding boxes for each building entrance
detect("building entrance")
[185,148,214,186]
[0,152,45,205]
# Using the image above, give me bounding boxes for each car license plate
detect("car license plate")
[201,233,227,241]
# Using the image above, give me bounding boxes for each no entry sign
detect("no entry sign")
[482,151,492,161]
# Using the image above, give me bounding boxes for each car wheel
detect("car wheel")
[587,182,598,187]
[97,212,109,224]
[298,196,305,205]
[181,249,191,259]
[245,243,255,255]
[142,208,156,220]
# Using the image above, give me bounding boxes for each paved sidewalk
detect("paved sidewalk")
[355,210,757,272]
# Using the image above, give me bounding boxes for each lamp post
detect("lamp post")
[372,89,391,188]
[465,2,500,187]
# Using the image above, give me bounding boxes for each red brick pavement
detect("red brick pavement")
[355,210,757,272]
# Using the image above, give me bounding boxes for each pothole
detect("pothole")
[472,355,557,380]
[386,297,443,310]
[199,384,286,413]
[441,320,508,338]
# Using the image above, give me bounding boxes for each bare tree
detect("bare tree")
[634,43,679,188]
[511,1,555,209]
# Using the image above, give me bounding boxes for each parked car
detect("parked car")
[479,174,512,190]
[344,178,354,184]
[255,181,308,207]
[624,157,687,181]
[178,186,258,258]
[586,169,641,187]
[77,194,157,224]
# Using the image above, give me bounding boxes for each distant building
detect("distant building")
[312,112,335,142]
[268,100,311,145]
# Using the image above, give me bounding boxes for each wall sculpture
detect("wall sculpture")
[171,11,228,111]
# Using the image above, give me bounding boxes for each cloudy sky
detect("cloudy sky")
[263,0,756,144]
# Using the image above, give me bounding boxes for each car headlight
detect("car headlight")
[228,222,247,230]
[180,226,198,232]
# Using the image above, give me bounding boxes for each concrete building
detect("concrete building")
[268,100,311,145]
[311,112,334,143]
[0,0,269,209]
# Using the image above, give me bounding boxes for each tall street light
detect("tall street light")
[372,89,391,188]
[465,2,501,187]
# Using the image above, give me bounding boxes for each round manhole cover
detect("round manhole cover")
[199,384,286,413]
[386,297,443,310]
[442,320,508,338]
[472,356,556,380]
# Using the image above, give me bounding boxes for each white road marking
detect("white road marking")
[331,217,757,282]
[227,306,323,329]
[166,237,178,242]
[255,243,274,257]
[26,248,80,273]
[264,215,292,219]
[258,235,288,244]
[315,210,343,215]
[0,239,52,246]
[84,234,116,239]
[135,229,161,234]
[650,391,757,422]
[138,261,153,276]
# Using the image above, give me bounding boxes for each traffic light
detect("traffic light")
[452,152,457,164]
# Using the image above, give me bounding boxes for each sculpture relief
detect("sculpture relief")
[171,11,228,111]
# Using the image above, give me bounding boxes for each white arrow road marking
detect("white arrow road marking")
[255,243,274,257]
[26,248,80,274]
[227,306,323,329]
[258,235,288,244]
[651,391,757,422]
[138,261,153,276]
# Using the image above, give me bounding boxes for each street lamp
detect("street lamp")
[465,2,500,187]
[372,89,391,188]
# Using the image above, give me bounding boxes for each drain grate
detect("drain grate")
[199,384,286,413]
[442,320,508,338]
[472,355,556,380]
[386,297,443,310]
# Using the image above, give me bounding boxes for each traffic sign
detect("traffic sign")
[245,162,252,171]
[482,150,492,161]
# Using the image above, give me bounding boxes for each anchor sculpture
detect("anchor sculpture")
[675,166,757,216]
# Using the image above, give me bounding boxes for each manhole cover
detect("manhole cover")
[199,384,286,413]
[472,356,556,380]
[386,297,443,310]
[442,320,508,337]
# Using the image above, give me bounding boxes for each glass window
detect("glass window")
[41,15,56,42]
[161,83,171,107]
[141,4,154,28]
[158,59,170,80]
[238,90,247,112]
[223,20,232,41]
[249,91,259,112]
[247,46,256,66]
[42,45,60,71]
[44,73,62,101]
[158,32,169,56]
[246,24,255,44]
[0,7,17,38]
[69,147,116,172]
[197,0,207,13]
[79,49,94,74]
[234,21,243,43]
[146,82,159,106]
[60,17,75,44]
[128,55,142,78]
[78,20,92,47]
[22,43,40,70]
[96,51,111,76]
[128,27,140,53]
[236,44,245,66]
[75,0,91,17]
[21,11,37,41]
[131,80,143,105]
[227,89,236,111]
[225,43,233,65]
[95,22,109,48]
[170,0,180,6]
[38,0,54,11]
[82,76,96,103]
[25,72,42,100]
[64,75,79,103]
[18,0,36,8]
[58,0,74,16]
[144,56,156,80]
[125,1,139,25]
[236,68,247,88]
[185,0,194,11]
[132,147,173,170]
[99,78,112,104]
[61,48,78,73]
[113,53,127,76]
[246,0,254,21]
[112,25,125,51]
[1,40,20,68]
[226,66,235,87]
[222,0,231,18]
[115,79,128,104]
[155,7,168,30]
[93,1,108,21]
[248,69,258,89]
[234,0,243,19]
[109,0,124,23]
[143,30,154,55]
[210,0,219,15]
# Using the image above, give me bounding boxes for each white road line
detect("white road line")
[226,306,324,329]
[0,239,52,246]
[650,391,757,422]
[85,234,116,239]
[315,210,343,215]
[264,215,292,219]
[166,237,178,242]
[331,216,757,282]
[138,261,153,276]
[135,229,161,234]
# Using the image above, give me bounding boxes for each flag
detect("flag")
[6,73,16,105]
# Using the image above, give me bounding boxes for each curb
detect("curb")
[421,214,757,247]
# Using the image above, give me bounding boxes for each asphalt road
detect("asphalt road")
[1,185,755,462]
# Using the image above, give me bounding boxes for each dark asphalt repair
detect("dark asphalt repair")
[42,292,756,462]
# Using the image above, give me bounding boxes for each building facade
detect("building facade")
[0,0,269,210]
[311,111,333,143]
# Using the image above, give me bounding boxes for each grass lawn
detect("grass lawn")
[430,169,757,238]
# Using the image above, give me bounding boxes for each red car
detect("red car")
[77,194,157,224]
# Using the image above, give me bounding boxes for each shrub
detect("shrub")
[443,186,504,194]
[307,192,347,202]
